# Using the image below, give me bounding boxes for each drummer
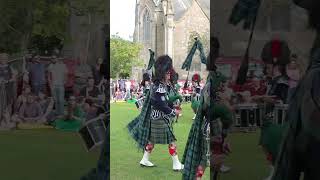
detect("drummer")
[251,63,289,180]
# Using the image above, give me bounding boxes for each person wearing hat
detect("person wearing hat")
[191,73,202,120]
[141,72,151,97]
[135,72,152,109]
[127,55,184,172]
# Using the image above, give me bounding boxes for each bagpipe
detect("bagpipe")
[135,48,155,110]
[182,37,207,89]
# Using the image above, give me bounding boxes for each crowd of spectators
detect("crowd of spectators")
[0,52,108,130]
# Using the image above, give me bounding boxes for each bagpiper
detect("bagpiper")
[135,72,151,109]
[127,55,184,171]
[191,73,201,120]
[168,70,183,123]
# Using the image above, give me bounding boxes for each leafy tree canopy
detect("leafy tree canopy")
[110,35,143,79]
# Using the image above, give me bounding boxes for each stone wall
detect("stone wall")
[173,0,209,79]
[134,0,210,81]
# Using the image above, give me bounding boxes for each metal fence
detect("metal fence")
[234,103,289,129]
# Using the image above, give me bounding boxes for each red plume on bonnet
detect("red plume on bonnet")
[271,39,281,58]
[192,73,201,82]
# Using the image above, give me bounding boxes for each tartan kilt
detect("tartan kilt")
[199,134,209,167]
[149,118,175,144]
[191,99,200,113]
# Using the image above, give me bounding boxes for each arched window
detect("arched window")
[143,9,151,42]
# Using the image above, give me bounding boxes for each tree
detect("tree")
[110,35,143,79]
[0,0,70,55]
[69,0,106,63]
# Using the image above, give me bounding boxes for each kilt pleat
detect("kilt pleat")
[149,118,175,144]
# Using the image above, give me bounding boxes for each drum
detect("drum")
[135,97,144,109]
[79,116,107,151]
[234,103,258,128]
[184,94,191,102]
[274,104,289,125]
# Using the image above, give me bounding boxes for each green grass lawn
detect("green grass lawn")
[111,102,270,180]
[0,129,99,180]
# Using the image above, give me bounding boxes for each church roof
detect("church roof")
[173,0,209,21]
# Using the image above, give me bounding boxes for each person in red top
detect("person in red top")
[247,77,267,97]
[63,59,77,98]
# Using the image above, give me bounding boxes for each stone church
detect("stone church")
[133,0,210,80]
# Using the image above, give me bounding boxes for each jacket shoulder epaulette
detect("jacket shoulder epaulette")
[155,83,167,94]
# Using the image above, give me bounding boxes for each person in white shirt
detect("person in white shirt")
[125,80,131,100]
[48,56,67,116]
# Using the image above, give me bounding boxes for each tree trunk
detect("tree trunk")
[86,13,92,64]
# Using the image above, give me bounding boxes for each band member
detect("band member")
[135,73,151,109]
[271,1,320,179]
[182,52,233,180]
[127,55,184,171]
[141,72,151,97]
[191,73,201,120]
[169,71,183,123]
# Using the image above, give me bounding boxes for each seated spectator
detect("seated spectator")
[83,99,106,121]
[52,96,85,132]
[13,94,44,125]
[38,92,55,124]
[80,77,101,101]
[15,86,31,113]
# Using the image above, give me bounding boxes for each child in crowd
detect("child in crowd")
[38,92,55,125]
[52,96,85,132]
